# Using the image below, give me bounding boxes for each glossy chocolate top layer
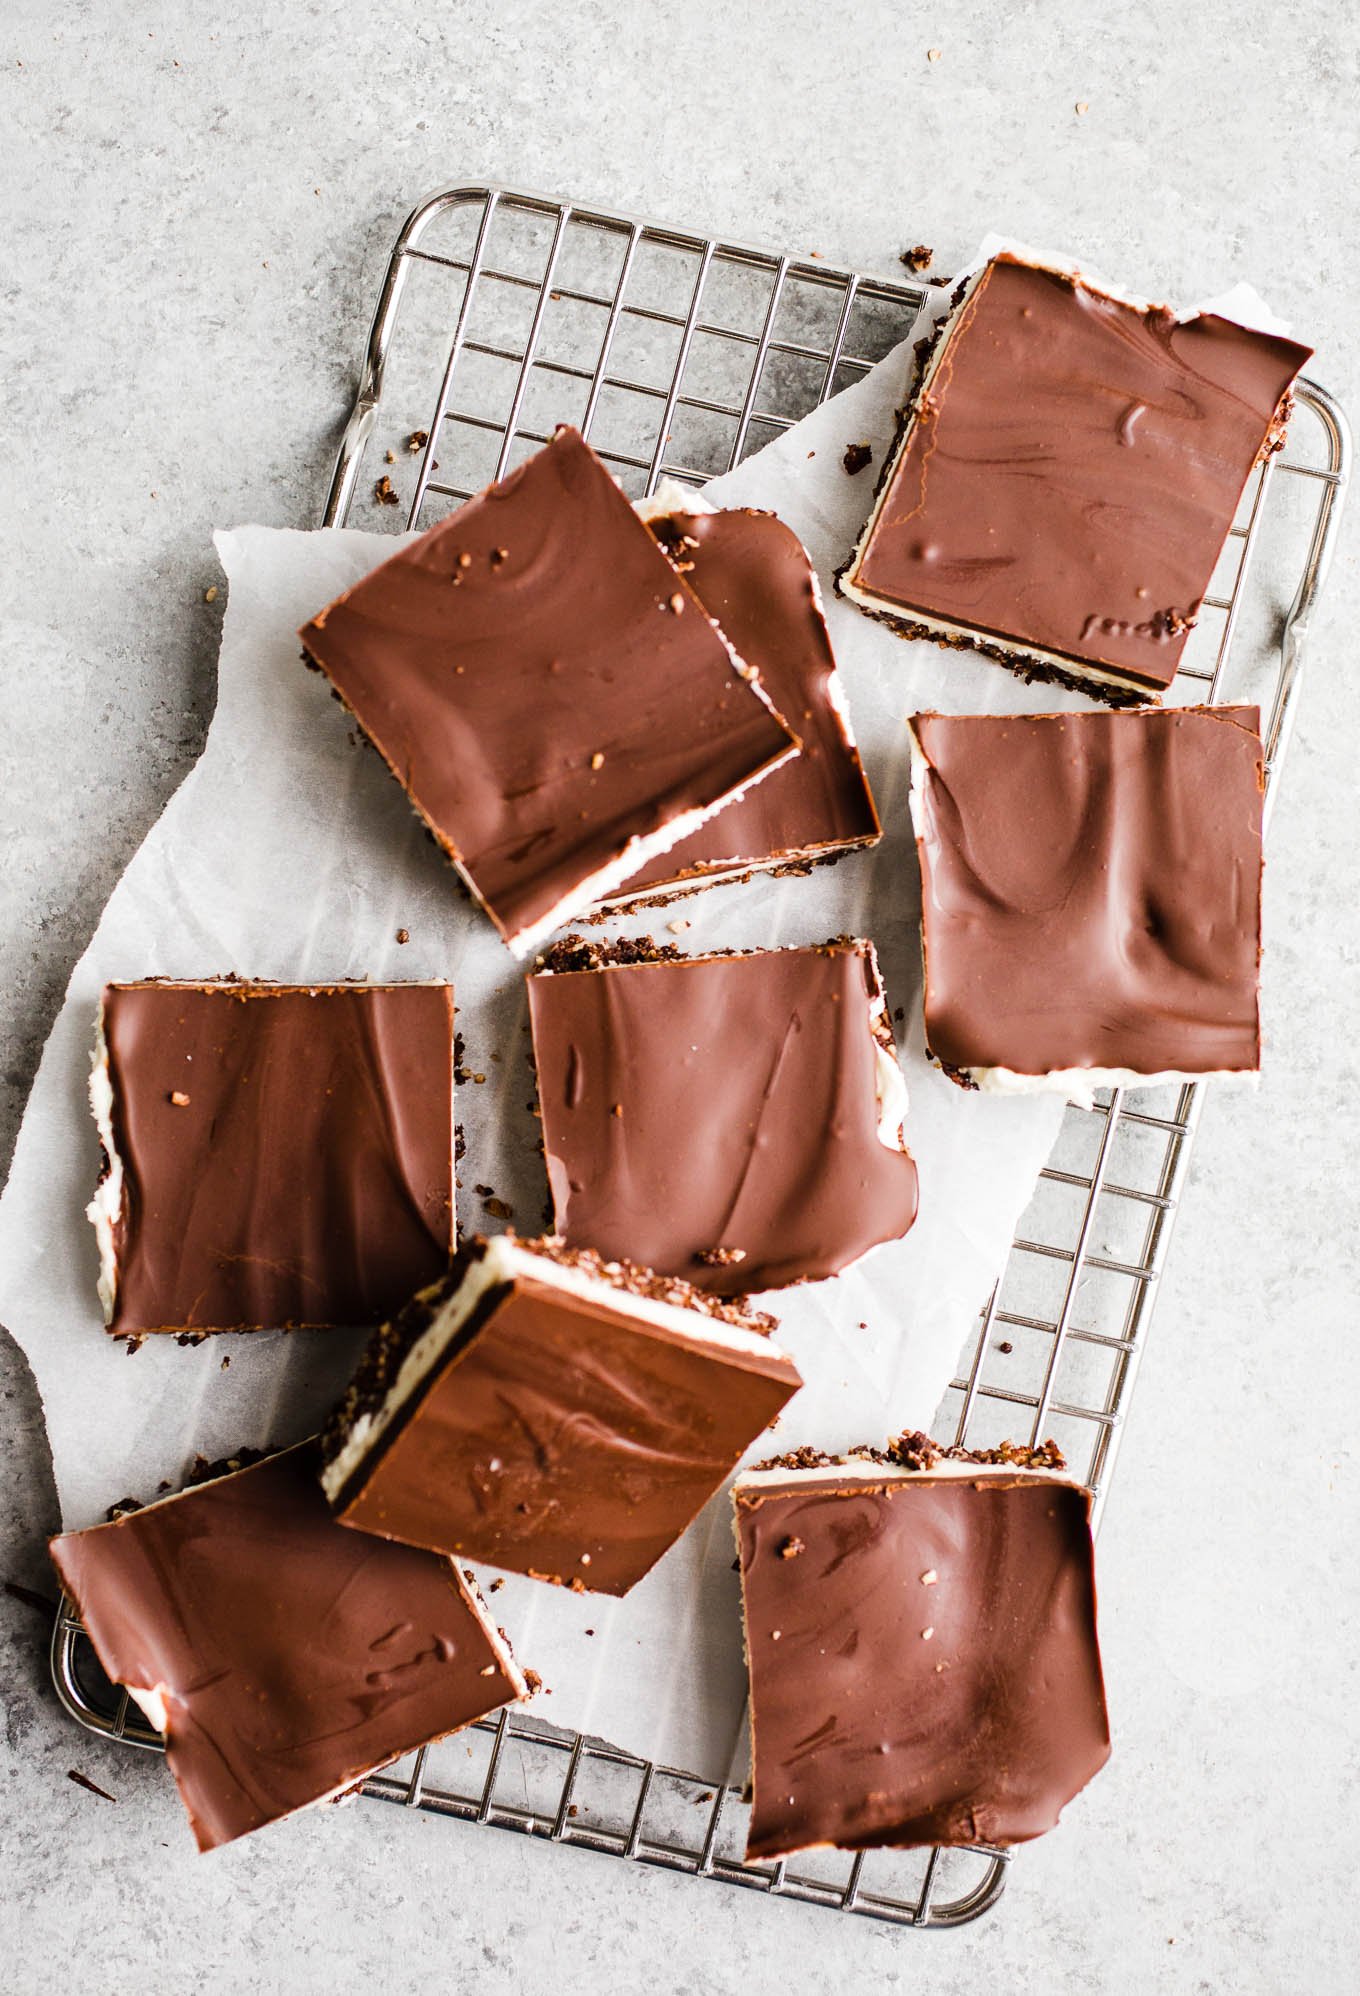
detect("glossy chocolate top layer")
[614,507,879,894]
[911,706,1264,1078]
[298,428,797,949]
[49,1443,524,1851]
[325,1235,803,1596]
[735,1465,1109,1857]
[527,940,919,1295]
[848,255,1311,691]
[99,982,455,1333]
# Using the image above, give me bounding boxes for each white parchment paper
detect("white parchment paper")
[16,267,1265,1779]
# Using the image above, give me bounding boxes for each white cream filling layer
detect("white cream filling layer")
[867,992,910,1152]
[86,1010,121,1326]
[735,1457,1078,1494]
[634,479,719,524]
[960,1064,1259,1109]
[321,1236,789,1502]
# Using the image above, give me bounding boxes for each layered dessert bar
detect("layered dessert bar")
[526,936,919,1295]
[299,427,800,956]
[49,1444,526,1851]
[733,1432,1109,1859]
[907,706,1265,1097]
[601,487,879,899]
[839,251,1312,701]
[321,1233,803,1595]
[89,981,457,1334]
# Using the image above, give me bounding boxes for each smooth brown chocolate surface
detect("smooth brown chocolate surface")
[527,940,919,1295]
[95,982,455,1333]
[298,428,798,952]
[322,1234,802,1595]
[843,254,1311,694]
[910,706,1264,1080]
[611,506,879,895]
[49,1443,525,1851]
[735,1461,1109,1857]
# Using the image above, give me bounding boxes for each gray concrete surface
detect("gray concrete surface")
[2,4,1357,1992]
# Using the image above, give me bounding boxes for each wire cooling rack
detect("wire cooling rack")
[51,185,1350,1929]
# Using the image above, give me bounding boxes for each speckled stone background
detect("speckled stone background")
[2,5,1356,1992]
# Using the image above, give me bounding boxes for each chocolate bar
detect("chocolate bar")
[734,1434,1109,1858]
[299,428,799,955]
[321,1234,802,1595]
[89,981,456,1333]
[603,489,878,898]
[907,706,1264,1096]
[527,937,919,1294]
[840,252,1311,700]
[49,1444,526,1850]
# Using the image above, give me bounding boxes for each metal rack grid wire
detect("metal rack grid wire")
[50,185,1351,1931]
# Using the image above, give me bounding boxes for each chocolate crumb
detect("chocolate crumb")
[997,1339,1013,1355]
[407,430,429,452]
[568,1803,579,1818]
[900,244,934,273]
[842,442,873,476]
[384,449,396,465]
[67,1769,118,1804]
[489,1577,504,1593]
[169,1090,190,1107]
[490,547,509,567]
[220,1355,231,1370]
[395,928,409,945]
[750,1444,845,1473]
[778,1536,805,1560]
[484,1198,513,1221]
[373,475,400,506]
[536,932,685,975]
[523,1668,544,1695]
[694,1245,746,1267]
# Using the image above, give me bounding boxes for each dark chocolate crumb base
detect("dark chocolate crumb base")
[748,1444,845,1474]
[509,1232,778,1334]
[318,1263,476,1471]
[535,933,686,974]
[842,601,1165,710]
[851,1431,1067,1473]
[535,933,876,977]
[102,1443,281,1522]
[747,1430,1066,1479]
